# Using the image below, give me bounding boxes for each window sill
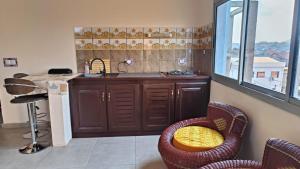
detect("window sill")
[212,74,300,117]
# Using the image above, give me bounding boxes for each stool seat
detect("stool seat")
[11,94,48,104]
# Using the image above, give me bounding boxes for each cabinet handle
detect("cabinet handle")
[108,92,111,102]
[177,89,180,96]
[102,92,105,102]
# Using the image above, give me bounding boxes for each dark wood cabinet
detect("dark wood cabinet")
[69,76,210,137]
[175,82,209,121]
[142,83,175,131]
[107,84,141,132]
[71,84,107,135]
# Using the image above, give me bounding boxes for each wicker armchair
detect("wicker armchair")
[201,138,300,169]
[158,102,248,169]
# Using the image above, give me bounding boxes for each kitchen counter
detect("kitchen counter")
[76,73,210,81]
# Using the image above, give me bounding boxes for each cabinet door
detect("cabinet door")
[175,82,209,121]
[143,83,175,131]
[71,84,107,135]
[107,84,141,132]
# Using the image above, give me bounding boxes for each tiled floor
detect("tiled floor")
[0,127,167,169]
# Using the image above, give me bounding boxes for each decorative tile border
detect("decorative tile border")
[127,39,143,50]
[144,39,160,50]
[93,39,110,50]
[92,27,110,39]
[160,27,176,39]
[160,39,176,49]
[109,27,127,39]
[75,39,93,50]
[74,23,213,50]
[127,27,144,39]
[176,27,193,39]
[74,27,92,39]
[110,39,127,50]
[144,27,160,39]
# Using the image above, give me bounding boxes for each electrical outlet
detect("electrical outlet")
[125,59,133,65]
[178,58,187,65]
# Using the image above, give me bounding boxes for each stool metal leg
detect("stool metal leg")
[32,103,38,134]
[22,102,48,139]
[19,102,47,154]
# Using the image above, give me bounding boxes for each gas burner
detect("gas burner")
[167,70,195,76]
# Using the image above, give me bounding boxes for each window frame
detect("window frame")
[212,0,300,115]
[212,0,245,84]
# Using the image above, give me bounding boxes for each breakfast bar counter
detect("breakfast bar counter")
[25,73,81,146]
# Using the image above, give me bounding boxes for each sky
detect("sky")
[232,0,295,43]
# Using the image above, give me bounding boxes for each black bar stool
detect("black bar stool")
[13,73,46,139]
[3,78,49,154]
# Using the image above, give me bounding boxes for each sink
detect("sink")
[82,73,103,78]
[117,73,162,78]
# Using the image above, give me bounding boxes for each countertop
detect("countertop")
[73,73,210,81]
[25,73,82,82]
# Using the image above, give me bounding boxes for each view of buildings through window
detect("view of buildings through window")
[243,0,295,93]
[215,0,296,94]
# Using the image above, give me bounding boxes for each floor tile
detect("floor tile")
[136,135,166,169]
[0,127,167,169]
[4,148,51,169]
[36,144,93,169]
[69,138,98,147]
[136,160,167,169]
[87,141,135,167]
[96,136,135,144]
[135,135,160,144]
[0,149,19,168]
[0,128,30,149]
[86,164,135,169]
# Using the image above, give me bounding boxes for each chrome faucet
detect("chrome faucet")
[90,58,106,76]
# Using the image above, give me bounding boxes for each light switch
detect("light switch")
[3,58,18,67]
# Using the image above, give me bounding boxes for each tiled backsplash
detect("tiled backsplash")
[74,25,213,73]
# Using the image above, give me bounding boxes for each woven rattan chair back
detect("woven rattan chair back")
[262,139,300,169]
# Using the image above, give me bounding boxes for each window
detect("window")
[271,71,280,79]
[257,72,265,78]
[243,0,295,93]
[213,0,300,112]
[214,0,244,79]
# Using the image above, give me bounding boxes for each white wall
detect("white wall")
[211,81,300,161]
[0,0,214,123]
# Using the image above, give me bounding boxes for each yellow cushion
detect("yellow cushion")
[173,126,224,152]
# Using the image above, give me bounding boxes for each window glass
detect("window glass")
[293,38,300,99]
[214,0,244,79]
[243,0,295,93]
